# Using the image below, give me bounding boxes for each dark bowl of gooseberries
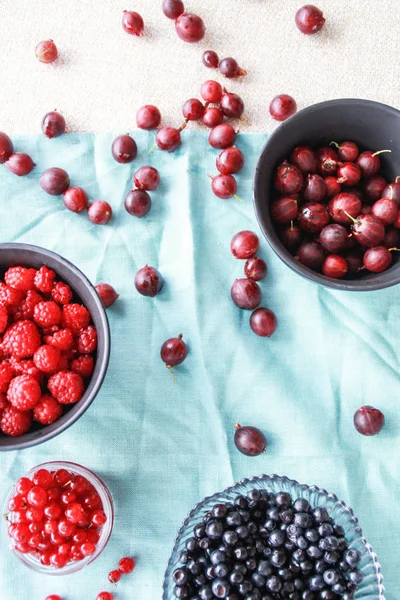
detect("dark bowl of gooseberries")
[163,474,384,600]
[253,99,400,291]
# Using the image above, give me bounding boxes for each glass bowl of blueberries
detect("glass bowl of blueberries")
[163,474,384,600]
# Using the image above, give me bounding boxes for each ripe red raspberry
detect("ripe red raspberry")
[56,352,70,371]
[71,355,94,378]
[0,392,9,411]
[4,266,37,292]
[0,305,8,332]
[34,266,56,294]
[7,375,41,411]
[77,326,97,354]
[44,328,74,351]
[33,395,62,425]
[9,357,41,380]
[12,290,43,321]
[33,345,61,374]
[34,301,62,328]
[0,283,24,310]
[51,281,73,305]
[0,405,32,436]
[48,370,84,404]
[0,360,13,393]
[62,304,90,335]
[2,320,41,358]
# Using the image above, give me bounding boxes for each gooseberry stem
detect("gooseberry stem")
[330,141,340,149]
[147,145,157,155]
[344,211,357,224]
[372,149,391,157]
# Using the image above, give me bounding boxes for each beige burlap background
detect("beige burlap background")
[1,0,399,134]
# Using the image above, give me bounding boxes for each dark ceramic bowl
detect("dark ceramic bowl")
[253,99,400,291]
[0,243,110,451]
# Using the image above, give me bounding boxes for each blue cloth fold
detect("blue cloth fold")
[0,131,398,599]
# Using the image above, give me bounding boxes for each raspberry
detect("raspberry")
[51,281,73,305]
[9,357,41,380]
[56,352,70,371]
[0,360,13,393]
[62,304,90,335]
[77,326,97,354]
[33,395,62,425]
[71,355,94,378]
[44,328,74,351]
[0,393,9,411]
[34,301,62,328]
[0,405,32,436]
[4,266,37,292]
[2,320,41,358]
[12,290,43,321]
[7,375,41,411]
[33,345,61,373]
[34,266,56,295]
[0,305,8,332]
[0,283,24,310]
[48,370,84,404]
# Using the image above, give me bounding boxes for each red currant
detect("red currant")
[8,494,26,511]
[50,531,65,545]
[80,541,96,556]
[26,506,44,522]
[53,468,71,487]
[58,542,71,556]
[40,551,51,565]
[45,596,63,600]
[28,521,44,534]
[65,502,85,524]
[13,523,30,543]
[32,468,53,488]
[58,518,76,537]
[86,528,100,544]
[28,533,42,548]
[83,491,102,510]
[91,509,107,527]
[61,491,77,505]
[27,486,48,508]
[109,569,121,584]
[50,551,68,568]
[70,475,89,495]
[96,593,113,600]
[118,556,135,574]
[15,477,33,496]
[73,529,88,544]
[15,541,30,553]
[44,519,58,535]
[44,501,62,520]
[47,487,62,502]
[13,509,28,523]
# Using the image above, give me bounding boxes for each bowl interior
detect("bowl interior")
[0,244,110,451]
[163,474,385,600]
[253,99,400,291]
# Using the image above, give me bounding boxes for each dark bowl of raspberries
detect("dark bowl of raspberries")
[253,99,400,291]
[0,243,110,451]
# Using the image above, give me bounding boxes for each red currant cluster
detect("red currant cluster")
[7,468,106,567]
[0,265,96,438]
[230,231,278,338]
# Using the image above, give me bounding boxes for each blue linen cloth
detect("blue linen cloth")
[0,131,398,599]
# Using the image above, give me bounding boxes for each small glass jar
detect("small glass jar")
[3,461,114,575]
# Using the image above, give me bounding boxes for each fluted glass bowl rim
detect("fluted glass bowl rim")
[163,474,385,599]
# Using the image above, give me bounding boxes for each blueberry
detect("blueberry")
[174,584,190,598]
[338,537,348,551]
[289,561,301,574]
[223,530,238,547]
[287,524,302,540]
[198,537,211,550]
[239,510,251,523]
[238,580,253,595]
[255,540,266,553]
[320,591,336,600]
[247,490,261,502]
[342,592,355,600]
[306,545,322,559]
[202,511,212,523]
[226,595,241,600]
[195,574,207,586]
[197,555,209,568]
[246,545,256,557]
[280,508,294,523]
[236,525,249,540]
[210,550,225,566]
[275,492,292,508]
[334,524,345,536]
[299,560,313,573]
[270,548,287,567]
[314,559,327,574]
[234,563,247,575]
[245,593,261,600]
[199,584,213,600]
[285,540,296,551]
[252,510,263,521]
[226,511,242,527]
[294,513,312,528]
[323,568,339,585]
[318,523,334,538]
[324,551,339,565]
[269,529,285,547]
[229,570,244,585]
[332,582,346,594]
[173,567,189,585]
[212,504,228,519]
[205,520,223,540]
[312,507,330,523]
[301,591,315,600]
[280,522,289,532]
[267,507,280,521]
[347,569,364,585]
[294,578,306,591]
[215,563,229,578]
[305,528,319,543]
[292,549,306,564]
[235,496,248,510]
[339,560,349,572]
[344,548,361,568]
[324,535,339,550]
[186,538,199,553]
[293,498,311,513]
[318,538,330,551]
[257,560,273,577]
[205,566,215,579]
[194,524,206,539]
[234,546,248,560]
[295,535,308,550]
[289,594,301,600]
[187,559,202,575]
[262,547,272,558]
[266,575,283,592]
[277,567,292,581]
[264,519,277,532]
[266,493,277,506]
[251,572,266,588]
[248,522,258,535]
[309,574,325,591]
[211,578,230,598]
[246,558,257,571]
[179,551,189,564]
[261,596,274,600]
[218,545,233,558]
[282,581,295,594]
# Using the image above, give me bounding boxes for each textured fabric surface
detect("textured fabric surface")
[0,131,398,600]
[0,0,399,135]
